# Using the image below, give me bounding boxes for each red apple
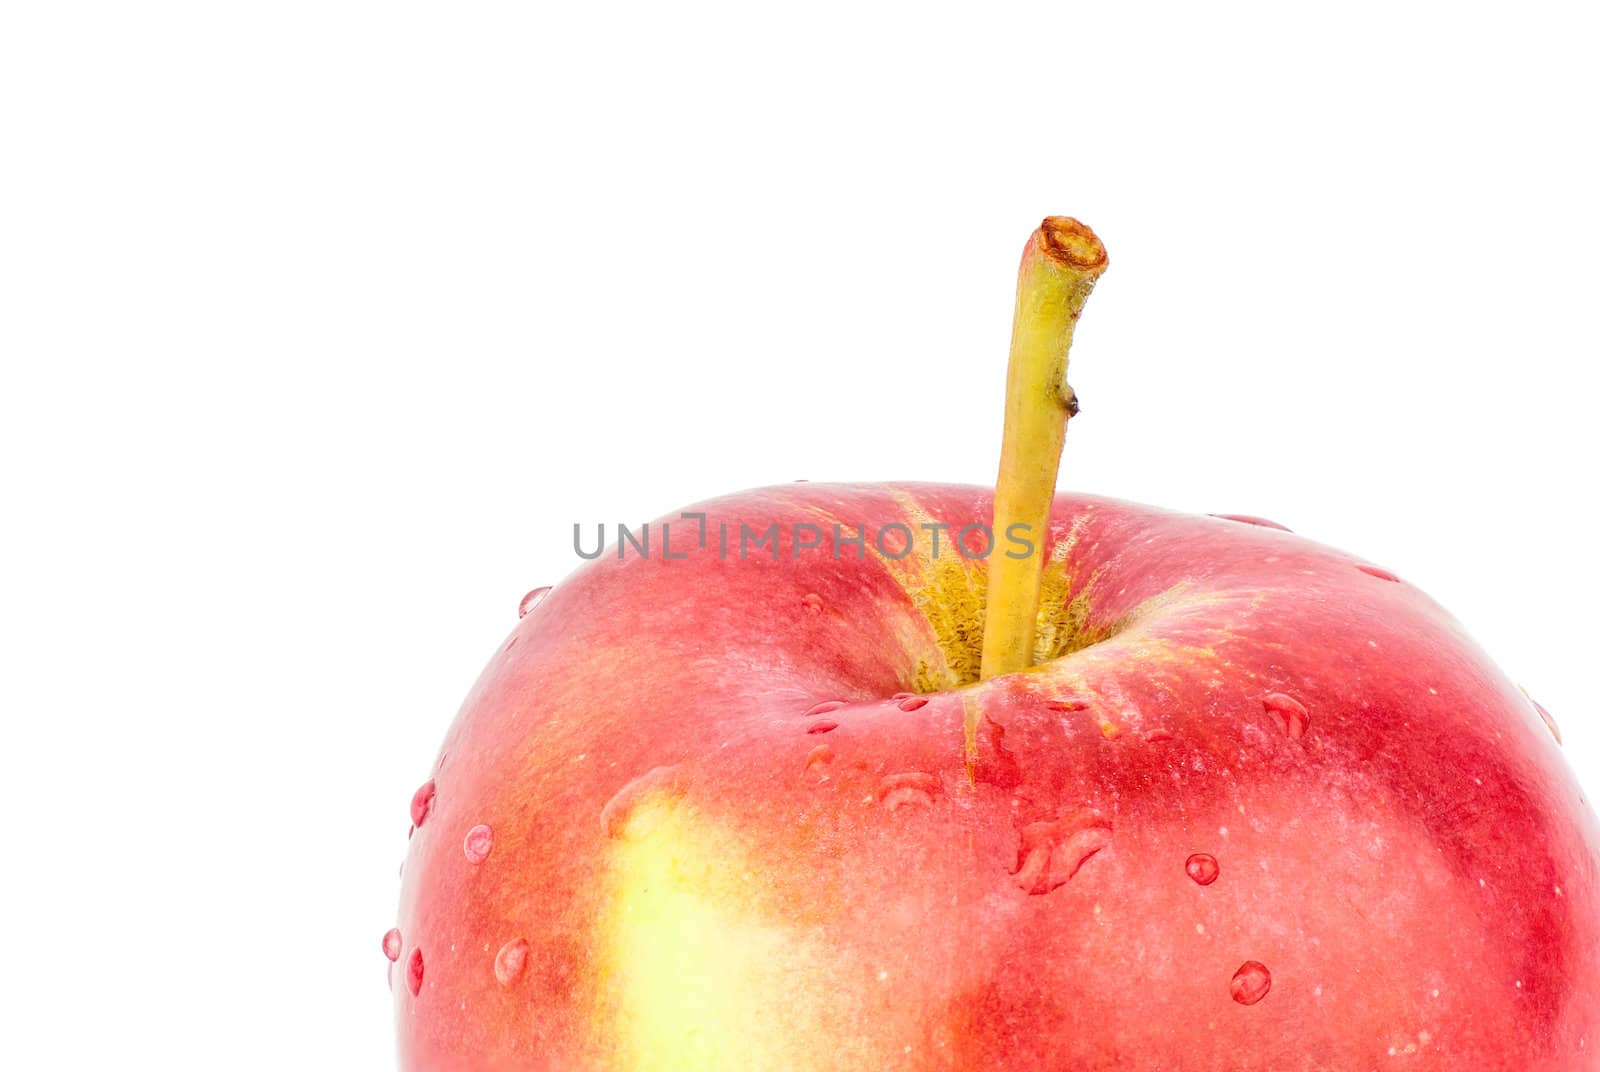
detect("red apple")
[389,220,1599,1070]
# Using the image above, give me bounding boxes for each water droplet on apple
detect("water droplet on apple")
[801,593,824,614]
[411,781,437,827]
[807,719,840,734]
[1213,514,1292,532]
[972,712,1024,790]
[1357,564,1400,582]
[1527,695,1562,744]
[1262,692,1309,739]
[1185,853,1220,886]
[463,824,494,864]
[1013,811,1112,895]
[494,938,529,987]
[600,766,683,841]
[518,586,552,618]
[804,699,847,717]
[897,695,929,712]
[382,928,402,962]
[1230,961,1271,1005]
[879,772,940,812]
[406,948,425,996]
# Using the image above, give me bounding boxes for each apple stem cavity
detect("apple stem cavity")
[978,217,1108,681]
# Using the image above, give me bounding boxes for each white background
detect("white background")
[3,3,1596,1069]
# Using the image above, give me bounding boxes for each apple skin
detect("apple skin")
[392,483,1599,1071]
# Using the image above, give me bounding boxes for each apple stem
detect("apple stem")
[978,217,1108,681]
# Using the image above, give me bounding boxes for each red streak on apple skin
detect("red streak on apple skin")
[394,484,1600,1071]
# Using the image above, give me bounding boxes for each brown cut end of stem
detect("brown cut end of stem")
[1038,216,1108,272]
